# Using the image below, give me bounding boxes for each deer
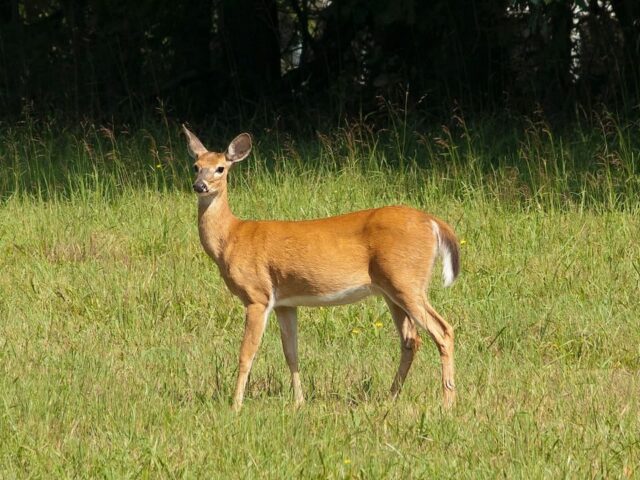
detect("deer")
[182,125,460,411]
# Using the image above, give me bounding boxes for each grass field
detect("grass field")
[1,118,639,477]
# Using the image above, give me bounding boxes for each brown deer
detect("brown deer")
[183,126,460,411]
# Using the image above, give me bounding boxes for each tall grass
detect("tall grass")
[1,111,639,209]
[0,114,639,477]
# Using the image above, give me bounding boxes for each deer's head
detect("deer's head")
[182,125,252,197]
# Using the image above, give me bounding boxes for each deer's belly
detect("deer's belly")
[274,285,375,307]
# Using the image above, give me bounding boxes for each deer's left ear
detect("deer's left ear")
[182,124,208,159]
[226,133,252,163]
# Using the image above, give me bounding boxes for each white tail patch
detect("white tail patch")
[431,220,455,287]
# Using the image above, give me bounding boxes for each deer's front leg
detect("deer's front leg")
[232,303,271,411]
[275,306,304,407]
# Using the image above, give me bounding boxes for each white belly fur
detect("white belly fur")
[274,285,375,307]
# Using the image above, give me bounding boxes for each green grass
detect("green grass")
[1,118,639,477]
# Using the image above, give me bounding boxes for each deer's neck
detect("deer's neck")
[197,189,239,262]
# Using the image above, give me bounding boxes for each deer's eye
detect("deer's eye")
[193,164,199,172]
[215,166,225,174]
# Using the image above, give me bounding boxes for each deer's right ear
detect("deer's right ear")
[182,124,208,159]
[226,133,252,163]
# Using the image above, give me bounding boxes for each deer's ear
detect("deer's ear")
[182,124,208,159]
[226,133,252,163]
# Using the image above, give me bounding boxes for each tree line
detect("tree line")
[1,0,639,123]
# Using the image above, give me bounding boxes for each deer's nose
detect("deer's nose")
[193,181,208,193]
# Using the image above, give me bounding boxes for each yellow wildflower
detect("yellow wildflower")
[351,328,361,335]
[460,239,467,245]
[374,321,383,328]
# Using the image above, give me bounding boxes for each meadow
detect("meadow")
[1,114,639,478]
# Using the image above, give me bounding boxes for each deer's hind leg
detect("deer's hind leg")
[421,300,455,406]
[384,295,422,398]
[383,286,456,409]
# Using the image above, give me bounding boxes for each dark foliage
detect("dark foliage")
[1,0,639,124]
